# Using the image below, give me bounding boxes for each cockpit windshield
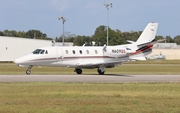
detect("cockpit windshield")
[32,49,47,54]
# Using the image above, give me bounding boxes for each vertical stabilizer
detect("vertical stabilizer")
[136,23,158,45]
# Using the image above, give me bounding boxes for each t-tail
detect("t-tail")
[128,23,161,60]
[136,23,158,45]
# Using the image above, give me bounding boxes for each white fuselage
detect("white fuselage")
[15,45,132,68]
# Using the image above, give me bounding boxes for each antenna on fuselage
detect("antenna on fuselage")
[103,44,107,52]
[82,43,86,47]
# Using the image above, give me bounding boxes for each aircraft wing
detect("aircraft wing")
[76,61,123,69]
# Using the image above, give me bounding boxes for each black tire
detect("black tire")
[76,69,82,74]
[97,69,105,75]
[26,70,31,75]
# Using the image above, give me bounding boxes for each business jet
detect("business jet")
[15,22,161,75]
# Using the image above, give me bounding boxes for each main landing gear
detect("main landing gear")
[26,65,33,75]
[97,68,105,75]
[97,66,105,75]
[74,68,105,75]
[74,68,82,74]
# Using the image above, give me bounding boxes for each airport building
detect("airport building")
[0,36,73,61]
[146,43,180,60]
[148,49,180,60]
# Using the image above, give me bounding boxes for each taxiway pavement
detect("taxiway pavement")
[0,74,180,83]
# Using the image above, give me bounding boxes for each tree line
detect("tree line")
[1,25,180,45]
[0,30,52,40]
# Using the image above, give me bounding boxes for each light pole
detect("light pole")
[58,16,66,46]
[104,2,112,46]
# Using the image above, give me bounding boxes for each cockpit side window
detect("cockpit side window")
[40,50,45,54]
[45,50,48,54]
[32,49,42,54]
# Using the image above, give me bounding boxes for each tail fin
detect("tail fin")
[136,23,158,45]
[129,23,158,61]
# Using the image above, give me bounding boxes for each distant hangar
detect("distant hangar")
[0,36,73,61]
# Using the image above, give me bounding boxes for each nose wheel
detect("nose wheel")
[26,65,33,75]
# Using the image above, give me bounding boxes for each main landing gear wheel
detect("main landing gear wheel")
[75,68,82,74]
[97,69,105,75]
[26,65,33,75]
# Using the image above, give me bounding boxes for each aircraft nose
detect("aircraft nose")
[14,58,25,65]
[14,58,21,64]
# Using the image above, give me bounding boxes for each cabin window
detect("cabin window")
[126,48,131,50]
[79,50,82,54]
[72,50,75,54]
[86,50,89,54]
[95,50,98,54]
[65,50,69,54]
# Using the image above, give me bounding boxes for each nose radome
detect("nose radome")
[14,58,20,64]
[14,58,25,64]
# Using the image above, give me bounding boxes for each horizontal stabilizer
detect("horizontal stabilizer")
[126,40,135,44]
[137,39,165,48]
[129,56,146,61]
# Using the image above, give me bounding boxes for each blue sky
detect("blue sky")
[0,0,180,38]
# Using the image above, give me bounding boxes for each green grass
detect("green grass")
[0,60,180,74]
[0,82,179,113]
[0,60,180,113]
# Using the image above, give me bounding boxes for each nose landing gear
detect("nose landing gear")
[26,65,33,75]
